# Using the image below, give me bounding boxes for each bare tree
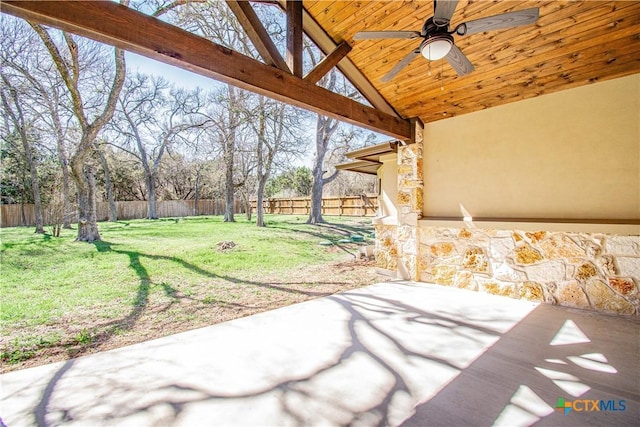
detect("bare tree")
[193,86,251,222]
[109,73,167,219]
[306,69,344,224]
[222,85,241,222]
[0,74,45,233]
[171,1,261,222]
[248,95,304,227]
[305,45,372,224]
[1,18,76,229]
[29,20,126,242]
[109,74,204,219]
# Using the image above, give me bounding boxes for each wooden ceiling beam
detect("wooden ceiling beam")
[226,0,289,72]
[304,41,351,84]
[286,0,303,78]
[0,1,411,140]
[277,1,398,117]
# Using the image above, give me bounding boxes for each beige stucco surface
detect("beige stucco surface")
[376,153,398,220]
[422,74,640,221]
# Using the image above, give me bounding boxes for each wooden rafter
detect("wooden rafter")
[304,41,352,84]
[292,3,399,117]
[0,1,411,139]
[226,0,289,72]
[286,0,303,78]
[234,0,397,116]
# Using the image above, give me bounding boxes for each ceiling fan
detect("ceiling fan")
[353,0,539,82]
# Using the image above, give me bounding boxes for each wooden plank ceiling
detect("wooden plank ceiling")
[305,0,640,123]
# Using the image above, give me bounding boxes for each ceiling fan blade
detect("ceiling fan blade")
[459,8,539,35]
[445,44,474,76]
[433,0,459,26]
[381,50,421,82]
[354,31,421,40]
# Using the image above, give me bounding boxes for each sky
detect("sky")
[125,51,221,91]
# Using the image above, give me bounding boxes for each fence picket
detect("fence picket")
[1,195,378,228]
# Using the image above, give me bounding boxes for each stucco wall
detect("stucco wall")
[376,153,398,220]
[422,74,640,221]
[374,76,640,316]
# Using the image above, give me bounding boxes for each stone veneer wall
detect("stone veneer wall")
[374,224,639,316]
[374,224,398,273]
[418,226,639,316]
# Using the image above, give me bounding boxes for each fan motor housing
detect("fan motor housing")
[421,17,449,36]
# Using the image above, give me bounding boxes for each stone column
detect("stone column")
[396,119,424,280]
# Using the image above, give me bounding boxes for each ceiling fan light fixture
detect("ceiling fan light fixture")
[420,34,453,60]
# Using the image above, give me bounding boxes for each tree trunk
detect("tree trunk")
[193,167,200,216]
[256,178,267,227]
[20,201,26,227]
[25,142,45,233]
[241,191,252,222]
[223,143,236,222]
[53,112,73,228]
[60,157,73,228]
[307,114,338,224]
[223,86,238,223]
[29,155,44,234]
[74,161,101,242]
[307,161,325,224]
[97,149,117,222]
[146,173,158,219]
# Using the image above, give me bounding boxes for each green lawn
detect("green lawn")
[0,215,376,369]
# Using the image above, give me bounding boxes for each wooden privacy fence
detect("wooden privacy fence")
[251,195,378,217]
[1,199,243,228]
[1,195,378,228]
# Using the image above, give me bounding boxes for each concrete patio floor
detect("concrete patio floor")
[1,281,638,427]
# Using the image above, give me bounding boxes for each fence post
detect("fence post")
[1,196,379,227]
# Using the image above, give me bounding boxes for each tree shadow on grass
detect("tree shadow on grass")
[268,219,373,240]
[70,240,358,361]
[266,220,374,258]
[316,220,374,237]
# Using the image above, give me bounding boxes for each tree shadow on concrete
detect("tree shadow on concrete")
[400,304,640,427]
[24,284,560,427]
[18,279,640,427]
